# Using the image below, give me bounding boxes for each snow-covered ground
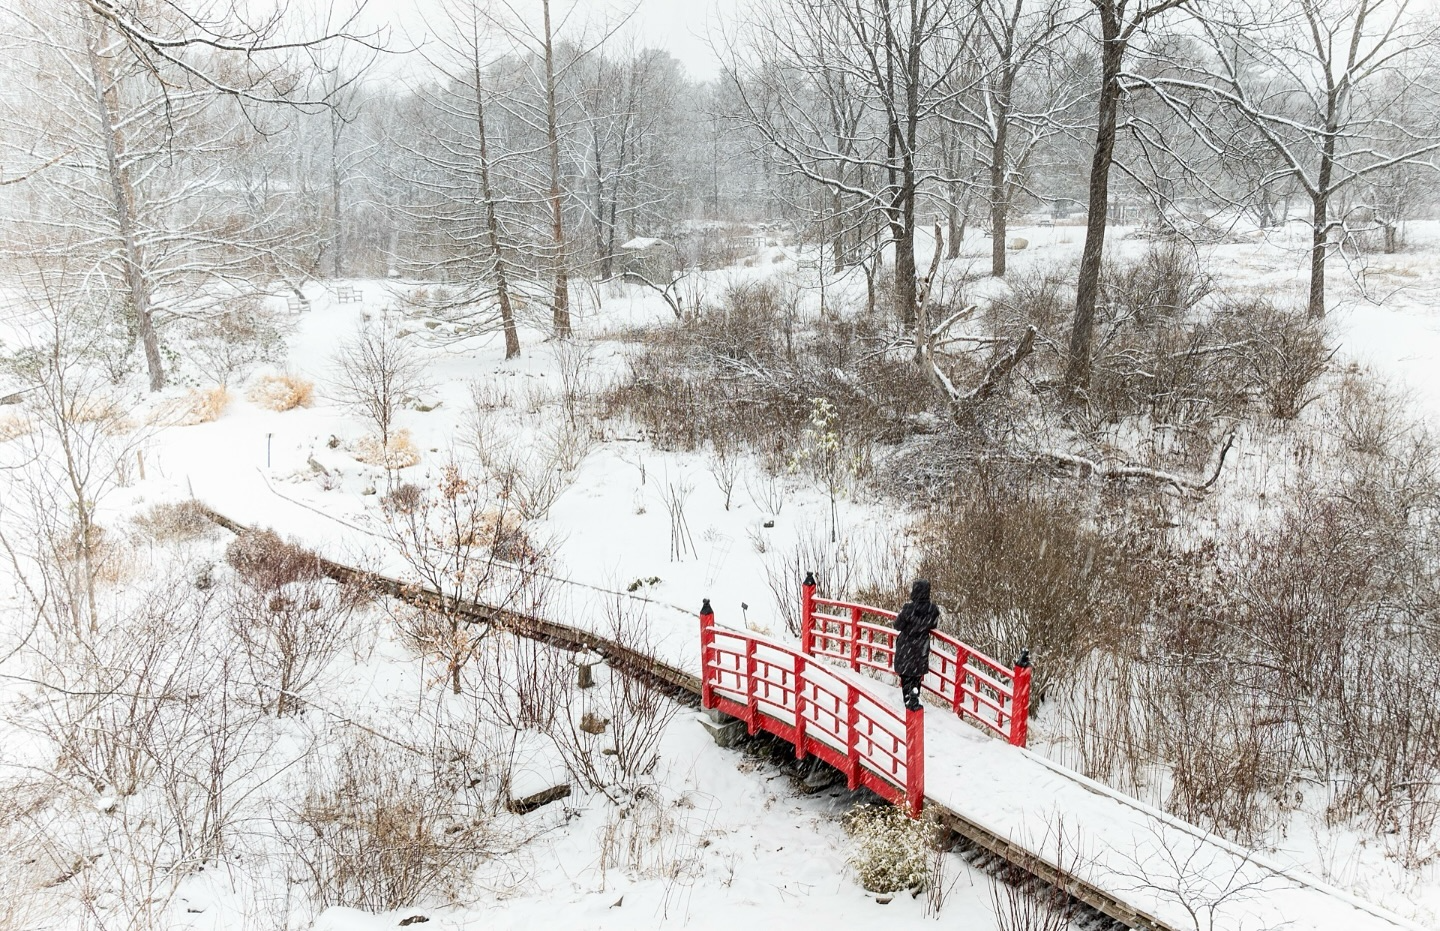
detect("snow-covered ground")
[5,221,1440,928]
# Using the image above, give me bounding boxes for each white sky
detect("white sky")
[350,0,729,82]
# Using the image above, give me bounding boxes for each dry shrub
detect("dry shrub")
[1331,367,1413,456]
[548,597,682,795]
[287,734,502,912]
[988,265,1074,334]
[605,281,934,462]
[1215,298,1331,420]
[915,466,1148,700]
[186,300,285,387]
[132,499,216,543]
[247,374,314,411]
[179,386,230,424]
[354,428,421,468]
[842,803,936,894]
[0,411,29,441]
[1100,242,1211,329]
[986,821,1083,931]
[225,528,324,591]
[594,790,709,891]
[225,567,356,715]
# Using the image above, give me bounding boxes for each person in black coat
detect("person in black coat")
[893,579,939,712]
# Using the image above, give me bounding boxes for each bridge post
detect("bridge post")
[849,606,862,671]
[699,599,715,710]
[793,653,807,760]
[745,639,759,735]
[801,572,816,655]
[952,646,970,719]
[1009,649,1032,747]
[845,684,860,789]
[906,707,925,819]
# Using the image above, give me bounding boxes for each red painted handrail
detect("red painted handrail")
[800,579,1032,747]
[700,600,925,818]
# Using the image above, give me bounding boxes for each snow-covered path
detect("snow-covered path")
[173,433,1430,931]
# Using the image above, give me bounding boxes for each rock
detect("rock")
[1007,237,1029,251]
[762,520,775,528]
[699,709,747,748]
[504,783,571,815]
[875,894,894,905]
[399,916,429,926]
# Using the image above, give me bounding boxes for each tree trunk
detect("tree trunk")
[893,211,917,326]
[85,20,164,391]
[1308,192,1328,319]
[329,110,344,279]
[989,75,1014,279]
[592,128,609,279]
[542,0,572,339]
[1308,115,1337,319]
[947,183,963,260]
[473,56,520,359]
[1065,35,1124,395]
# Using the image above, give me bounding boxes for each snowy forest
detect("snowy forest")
[2,0,1440,928]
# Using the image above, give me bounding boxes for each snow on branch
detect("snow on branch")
[1036,426,1238,496]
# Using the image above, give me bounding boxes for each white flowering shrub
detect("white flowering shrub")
[842,803,936,894]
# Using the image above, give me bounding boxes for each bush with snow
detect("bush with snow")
[842,803,936,894]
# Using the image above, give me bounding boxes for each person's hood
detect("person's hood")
[910,579,931,603]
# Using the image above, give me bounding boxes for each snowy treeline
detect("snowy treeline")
[2,0,1440,927]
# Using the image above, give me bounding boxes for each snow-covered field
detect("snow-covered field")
[4,221,1440,929]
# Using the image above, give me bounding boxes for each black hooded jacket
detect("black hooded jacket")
[893,580,940,680]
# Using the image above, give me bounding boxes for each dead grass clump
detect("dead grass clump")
[179,387,230,424]
[225,528,324,591]
[287,734,503,912]
[71,395,135,434]
[248,374,314,412]
[133,500,217,543]
[0,412,29,441]
[354,428,421,469]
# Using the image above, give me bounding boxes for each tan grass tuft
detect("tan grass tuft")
[354,428,421,469]
[247,374,314,412]
[179,387,230,425]
[0,412,30,442]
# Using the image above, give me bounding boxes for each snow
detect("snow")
[7,222,1440,929]
[621,236,668,250]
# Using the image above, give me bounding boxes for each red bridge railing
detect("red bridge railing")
[801,576,1032,747]
[699,599,925,818]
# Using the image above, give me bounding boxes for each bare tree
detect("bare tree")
[1064,0,1192,394]
[401,0,526,358]
[330,315,429,476]
[1142,0,1440,318]
[725,0,975,328]
[0,280,150,635]
[0,0,334,390]
[960,0,1082,277]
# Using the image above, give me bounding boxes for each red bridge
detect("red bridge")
[699,576,1032,818]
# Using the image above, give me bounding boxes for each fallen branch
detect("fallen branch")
[965,326,1037,404]
[1035,426,1238,495]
